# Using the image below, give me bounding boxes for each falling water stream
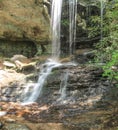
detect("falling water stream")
[21,0,77,105]
[59,71,69,101]
[51,0,63,59]
[69,0,77,55]
[21,0,63,105]
[22,60,62,105]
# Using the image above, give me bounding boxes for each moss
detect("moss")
[0,40,37,58]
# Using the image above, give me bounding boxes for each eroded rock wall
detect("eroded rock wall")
[0,0,50,57]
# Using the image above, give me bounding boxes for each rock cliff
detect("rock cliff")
[0,0,50,57]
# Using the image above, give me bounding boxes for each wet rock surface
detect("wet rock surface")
[3,123,30,130]
[39,65,116,105]
[0,122,4,129]
[0,100,118,130]
[0,58,118,130]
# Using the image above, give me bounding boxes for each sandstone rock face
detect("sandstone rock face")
[0,0,50,57]
[0,0,50,42]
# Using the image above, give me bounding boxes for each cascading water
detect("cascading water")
[58,71,69,101]
[56,0,77,100]
[69,0,77,55]
[21,0,78,105]
[21,60,61,105]
[21,0,63,105]
[51,0,63,59]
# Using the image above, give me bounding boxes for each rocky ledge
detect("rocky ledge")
[0,56,118,130]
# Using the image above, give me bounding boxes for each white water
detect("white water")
[22,60,62,105]
[21,0,78,105]
[69,0,77,55]
[21,0,63,105]
[59,71,69,100]
[51,0,63,59]
[0,111,7,117]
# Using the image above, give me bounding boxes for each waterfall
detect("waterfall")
[21,60,61,105]
[51,0,63,59]
[69,0,77,55]
[59,71,69,101]
[51,0,77,56]
[21,0,78,105]
[21,0,63,105]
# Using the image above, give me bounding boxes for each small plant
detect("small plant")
[103,50,118,80]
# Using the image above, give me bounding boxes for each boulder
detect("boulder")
[0,0,50,42]
[0,0,50,57]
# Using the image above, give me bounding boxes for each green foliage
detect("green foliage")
[0,0,3,2]
[88,16,101,38]
[89,0,118,82]
[61,19,69,27]
[61,19,69,33]
[103,50,118,80]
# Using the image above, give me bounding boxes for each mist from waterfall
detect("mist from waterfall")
[51,0,63,59]
[69,0,77,55]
